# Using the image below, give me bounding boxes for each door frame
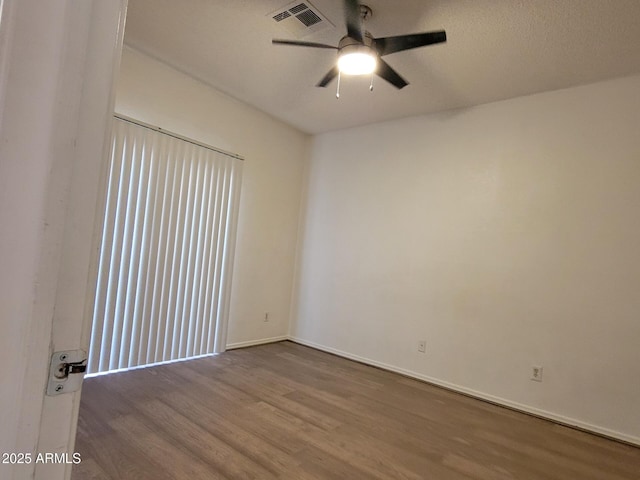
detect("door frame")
[0,1,127,478]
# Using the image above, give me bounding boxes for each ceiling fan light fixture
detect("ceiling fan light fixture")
[337,47,377,75]
[272,1,447,89]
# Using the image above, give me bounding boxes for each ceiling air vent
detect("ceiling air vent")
[269,1,334,38]
[273,11,291,22]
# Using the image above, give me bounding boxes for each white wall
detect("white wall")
[291,74,640,444]
[115,47,309,347]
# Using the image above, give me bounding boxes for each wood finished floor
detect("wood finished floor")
[73,341,640,479]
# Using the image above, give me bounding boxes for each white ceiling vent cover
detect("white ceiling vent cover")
[269,1,334,38]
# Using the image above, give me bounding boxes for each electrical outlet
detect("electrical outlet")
[418,340,426,353]
[263,312,269,322]
[531,365,543,382]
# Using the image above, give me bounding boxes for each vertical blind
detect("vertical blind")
[88,116,243,374]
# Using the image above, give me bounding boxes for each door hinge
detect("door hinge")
[47,350,88,396]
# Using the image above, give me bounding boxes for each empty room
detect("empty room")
[1,1,639,479]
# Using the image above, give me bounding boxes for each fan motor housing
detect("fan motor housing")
[338,31,376,52]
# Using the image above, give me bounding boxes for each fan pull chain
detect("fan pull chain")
[370,73,374,92]
[336,71,341,99]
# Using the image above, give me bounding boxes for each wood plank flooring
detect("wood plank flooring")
[72,341,640,479]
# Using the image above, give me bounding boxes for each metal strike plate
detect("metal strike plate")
[46,350,87,396]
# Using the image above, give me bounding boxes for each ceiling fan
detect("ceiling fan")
[272,0,447,93]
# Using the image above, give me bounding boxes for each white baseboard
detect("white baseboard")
[288,336,640,447]
[226,335,288,350]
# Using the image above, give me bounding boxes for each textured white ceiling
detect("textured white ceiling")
[123,0,640,134]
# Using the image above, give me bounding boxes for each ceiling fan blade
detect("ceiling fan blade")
[375,31,446,56]
[344,0,364,43]
[376,59,409,89]
[316,66,339,87]
[272,39,338,49]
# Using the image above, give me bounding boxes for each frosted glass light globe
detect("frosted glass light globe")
[338,51,377,75]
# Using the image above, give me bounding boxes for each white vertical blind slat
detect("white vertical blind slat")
[153,137,179,364]
[176,144,198,358]
[205,164,225,353]
[88,118,242,374]
[198,161,219,356]
[120,130,149,369]
[104,130,133,371]
[216,160,243,353]
[211,164,230,352]
[168,139,189,360]
[90,129,121,371]
[136,132,162,365]
[128,130,156,367]
[185,149,205,358]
